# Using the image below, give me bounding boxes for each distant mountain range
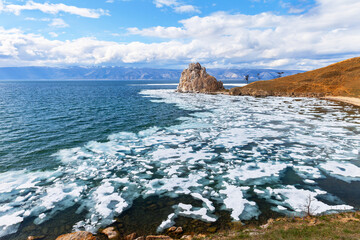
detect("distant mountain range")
[0,66,303,81]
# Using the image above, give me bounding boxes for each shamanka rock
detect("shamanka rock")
[177,63,225,93]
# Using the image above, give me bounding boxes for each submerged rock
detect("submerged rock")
[27,236,45,240]
[177,63,224,93]
[167,227,177,233]
[55,231,100,240]
[174,227,183,234]
[145,235,173,240]
[101,227,120,240]
[180,235,192,240]
[124,232,137,240]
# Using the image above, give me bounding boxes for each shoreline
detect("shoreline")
[49,211,360,240]
[321,96,360,107]
[214,89,360,108]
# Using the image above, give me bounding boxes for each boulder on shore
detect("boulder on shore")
[177,63,224,93]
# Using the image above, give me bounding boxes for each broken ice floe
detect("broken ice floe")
[0,89,359,237]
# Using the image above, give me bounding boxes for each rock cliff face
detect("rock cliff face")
[177,63,225,93]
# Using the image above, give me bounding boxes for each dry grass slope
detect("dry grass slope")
[200,212,360,240]
[230,57,360,98]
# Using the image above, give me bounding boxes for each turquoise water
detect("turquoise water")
[0,81,187,172]
[0,81,359,239]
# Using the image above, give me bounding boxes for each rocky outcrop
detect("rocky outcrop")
[177,63,225,93]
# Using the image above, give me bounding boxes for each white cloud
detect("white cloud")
[154,0,177,8]
[0,0,109,18]
[126,0,360,69]
[280,1,306,14]
[0,0,360,70]
[174,5,199,13]
[23,17,69,28]
[153,0,200,14]
[49,32,59,38]
[49,18,69,28]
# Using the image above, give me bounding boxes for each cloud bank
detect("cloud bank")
[153,0,200,14]
[0,0,109,18]
[0,0,359,69]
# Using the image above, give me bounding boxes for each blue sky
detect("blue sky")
[0,0,359,69]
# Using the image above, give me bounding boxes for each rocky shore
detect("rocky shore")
[27,211,360,240]
[28,225,211,240]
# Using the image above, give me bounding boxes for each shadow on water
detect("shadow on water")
[316,173,360,208]
[105,194,283,238]
[109,195,223,237]
[1,204,85,240]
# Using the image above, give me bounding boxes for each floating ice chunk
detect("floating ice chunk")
[0,210,24,237]
[254,189,265,194]
[213,128,252,148]
[0,170,51,194]
[177,203,217,222]
[277,205,287,211]
[40,183,83,210]
[293,165,323,179]
[227,162,288,183]
[157,213,176,232]
[219,183,258,221]
[92,182,128,219]
[108,132,137,141]
[86,140,131,156]
[145,174,202,196]
[320,161,360,182]
[190,193,215,212]
[304,179,316,184]
[271,186,353,215]
[0,205,12,213]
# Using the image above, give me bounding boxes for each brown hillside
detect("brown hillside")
[230,57,360,98]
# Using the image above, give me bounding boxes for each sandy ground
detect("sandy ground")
[323,96,360,107]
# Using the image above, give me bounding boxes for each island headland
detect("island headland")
[228,57,360,106]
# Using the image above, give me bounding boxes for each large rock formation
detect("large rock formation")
[177,63,225,93]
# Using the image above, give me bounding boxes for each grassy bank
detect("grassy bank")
[199,211,360,240]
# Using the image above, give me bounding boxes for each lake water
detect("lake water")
[0,80,359,239]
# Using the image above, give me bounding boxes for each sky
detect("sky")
[0,0,359,70]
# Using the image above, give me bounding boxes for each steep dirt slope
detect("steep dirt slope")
[230,57,360,98]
